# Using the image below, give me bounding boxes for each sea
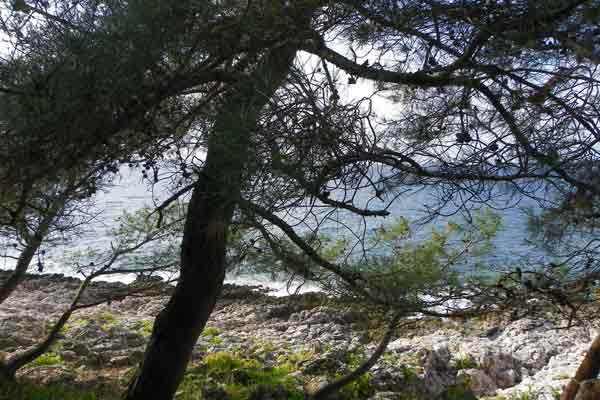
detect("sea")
[0,168,576,296]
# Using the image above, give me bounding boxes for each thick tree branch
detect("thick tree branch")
[302,38,475,88]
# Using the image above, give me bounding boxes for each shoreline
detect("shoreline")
[0,268,321,297]
[0,271,595,399]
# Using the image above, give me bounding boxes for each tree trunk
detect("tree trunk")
[0,242,39,304]
[561,333,600,400]
[124,44,300,400]
[0,209,56,304]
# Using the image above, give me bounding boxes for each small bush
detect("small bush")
[132,319,153,337]
[178,351,303,400]
[0,378,110,400]
[30,352,63,367]
[202,326,221,337]
[99,311,118,331]
[451,356,479,370]
[60,318,88,335]
[209,336,223,346]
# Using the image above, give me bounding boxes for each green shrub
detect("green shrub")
[30,352,63,367]
[401,365,420,384]
[276,349,314,370]
[209,336,223,346]
[202,326,221,337]
[99,311,118,331]
[132,319,153,337]
[337,371,374,399]
[59,318,88,335]
[451,356,479,370]
[178,351,304,400]
[438,381,476,400]
[0,378,114,400]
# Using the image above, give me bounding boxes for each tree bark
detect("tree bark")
[561,333,600,400]
[124,44,301,400]
[0,209,56,305]
[0,241,40,305]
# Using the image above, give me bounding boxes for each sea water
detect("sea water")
[0,168,563,295]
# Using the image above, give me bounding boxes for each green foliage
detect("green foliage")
[231,210,502,314]
[63,318,88,332]
[178,351,303,400]
[99,311,117,323]
[99,311,118,331]
[249,338,277,354]
[0,378,110,400]
[451,356,479,371]
[29,352,64,367]
[276,349,315,371]
[354,210,501,306]
[321,237,350,262]
[333,348,375,399]
[173,343,380,400]
[473,209,503,241]
[339,371,373,399]
[488,387,561,400]
[112,204,184,242]
[201,326,223,346]
[229,228,346,281]
[438,380,476,400]
[132,319,154,337]
[401,365,420,384]
[373,217,411,242]
[202,326,222,338]
[61,203,184,276]
[381,352,398,364]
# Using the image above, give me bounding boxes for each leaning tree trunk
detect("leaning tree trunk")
[0,240,41,305]
[0,209,56,305]
[124,45,302,400]
[561,333,600,400]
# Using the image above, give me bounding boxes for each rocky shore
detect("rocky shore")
[0,271,597,399]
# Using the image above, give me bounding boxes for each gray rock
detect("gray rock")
[457,369,497,397]
[201,386,229,400]
[338,309,368,324]
[368,392,404,400]
[3,273,600,400]
[478,350,522,388]
[302,349,349,375]
[421,346,456,396]
[265,305,293,320]
[70,342,91,356]
[61,350,78,362]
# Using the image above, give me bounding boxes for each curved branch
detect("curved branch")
[475,82,600,195]
[302,38,475,88]
[561,333,600,400]
[310,313,402,400]
[240,200,379,304]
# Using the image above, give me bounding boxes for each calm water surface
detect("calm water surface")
[1,168,560,294]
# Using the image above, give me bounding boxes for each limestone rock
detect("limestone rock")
[457,368,497,397]
[478,350,522,388]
